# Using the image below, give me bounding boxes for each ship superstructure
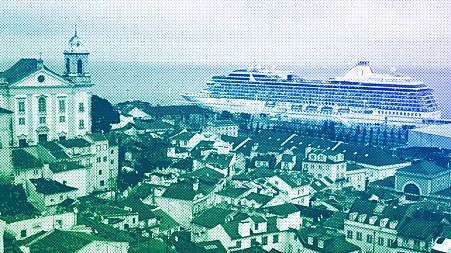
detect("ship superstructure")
[182,61,441,126]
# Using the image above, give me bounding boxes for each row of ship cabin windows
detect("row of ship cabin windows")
[379,111,422,117]
[18,116,85,129]
[17,98,85,114]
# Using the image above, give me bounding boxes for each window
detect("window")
[100,180,105,186]
[77,59,83,74]
[132,217,136,224]
[387,239,395,247]
[273,234,279,243]
[78,102,85,113]
[254,223,259,230]
[39,116,46,124]
[111,159,114,164]
[96,157,101,163]
[63,180,67,185]
[367,234,373,243]
[20,230,27,238]
[262,236,268,245]
[60,195,64,201]
[347,230,353,239]
[103,156,107,162]
[18,117,25,125]
[59,99,66,113]
[38,97,46,112]
[66,58,70,73]
[99,170,103,175]
[18,101,25,112]
[235,240,242,248]
[79,119,85,130]
[111,149,114,154]
[378,237,384,246]
[251,238,257,246]
[356,232,362,241]
[59,115,66,123]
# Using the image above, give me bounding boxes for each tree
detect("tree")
[91,95,120,133]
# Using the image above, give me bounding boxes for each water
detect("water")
[6,60,451,118]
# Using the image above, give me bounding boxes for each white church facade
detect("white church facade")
[0,30,93,147]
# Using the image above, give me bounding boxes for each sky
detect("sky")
[0,0,450,67]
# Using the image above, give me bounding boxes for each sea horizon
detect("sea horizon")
[2,59,450,119]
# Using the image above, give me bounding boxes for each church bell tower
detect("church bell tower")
[63,27,91,84]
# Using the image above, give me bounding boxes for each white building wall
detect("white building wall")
[6,212,75,240]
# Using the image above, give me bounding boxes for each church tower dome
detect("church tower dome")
[63,26,90,83]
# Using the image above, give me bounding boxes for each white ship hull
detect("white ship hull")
[182,95,441,127]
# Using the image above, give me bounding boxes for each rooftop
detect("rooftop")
[59,138,92,148]
[297,227,361,253]
[191,207,234,228]
[161,179,214,201]
[0,58,61,84]
[117,197,158,220]
[12,148,43,170]
[216,187,249,198]
[49,161,85,173]
[397,161,449,177]
[24,230,113,253]
[86,132,107,142]
[29,178,78,195]
[411,123,451,139]
[39,141,70,160]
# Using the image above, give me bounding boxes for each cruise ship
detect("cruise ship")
[182,61,441,126]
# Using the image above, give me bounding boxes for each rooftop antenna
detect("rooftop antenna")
[74,24,78,36]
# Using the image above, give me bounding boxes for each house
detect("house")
[395,209,446,253]
[190,203,302,252]
[27,178,78,210]
[19,230,129,253]
[267,173,310,206]
[203,152,236,176]
[46,161,89,197]
[344,198,409,253]
[12,148,45,185]
[303,147,346,183]
[345,163,367,191]
[295,227,361,253]
[215,187,251,206]
[77,196,139,231]
[154,178,221,228]
[204,120,239,137]
[127,107,151,119]
[116,197,180,237]
[170,130,203,149]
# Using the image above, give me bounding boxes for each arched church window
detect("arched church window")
[38,97,46,112]
[66,58,70,74]
[77,59,83,74]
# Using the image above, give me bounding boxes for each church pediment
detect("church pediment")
[10,69,73,88]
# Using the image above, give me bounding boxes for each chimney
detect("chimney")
[238,220,251,237]
[193,178,199,192]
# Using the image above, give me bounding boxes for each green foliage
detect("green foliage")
[91,95,120,133]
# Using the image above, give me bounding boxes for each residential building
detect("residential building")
[27,178,78,210]
[204,120,239,137]
[302,147,346,183]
